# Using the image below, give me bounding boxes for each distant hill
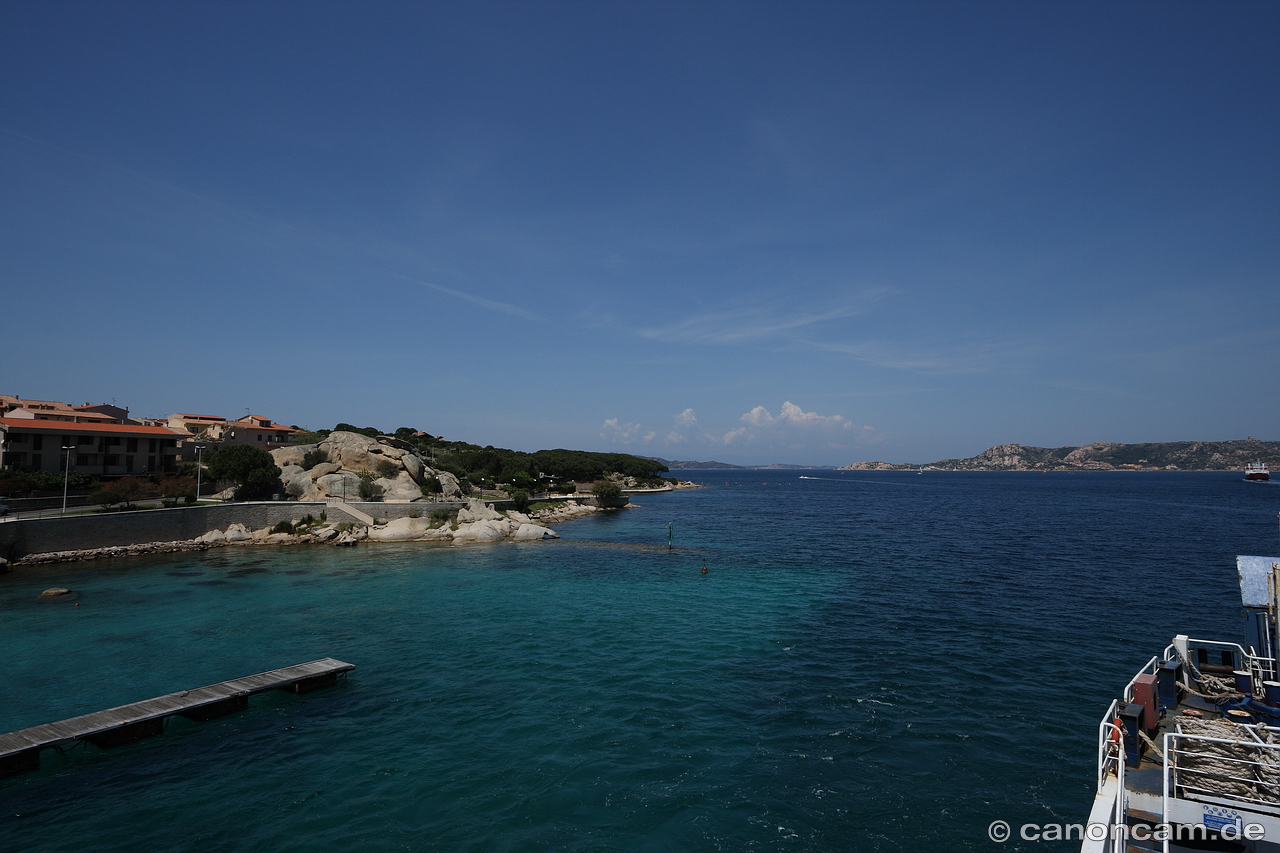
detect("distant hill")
[840,439,1280,472]
[649,457,744,470]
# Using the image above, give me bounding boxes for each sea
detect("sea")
[3,470,1278,852]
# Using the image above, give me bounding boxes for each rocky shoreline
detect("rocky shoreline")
[7,498,615,567]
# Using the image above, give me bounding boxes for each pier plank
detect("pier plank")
[0,658,353,767]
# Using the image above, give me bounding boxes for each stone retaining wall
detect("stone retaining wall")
[0,501,466,559]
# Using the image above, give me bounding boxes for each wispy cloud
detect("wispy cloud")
[639,288,894,345]
[392,272,543,322]
[811,333,1050,376]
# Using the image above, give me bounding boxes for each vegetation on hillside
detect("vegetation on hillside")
[293,423,670,490]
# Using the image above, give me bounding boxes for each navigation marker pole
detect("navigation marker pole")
[667,522,674,550]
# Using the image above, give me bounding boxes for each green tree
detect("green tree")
[112,475,149,509]
[509,489,530,512]
[158,475,196,507]
[205,444,281,501]
[334,423,381,438]
[90,488,122,510]
[591,480,622,500]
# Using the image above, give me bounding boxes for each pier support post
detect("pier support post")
[0,747,40,777]
[287,672,338,693]
[88,717,165,748]
[181,694,249,721]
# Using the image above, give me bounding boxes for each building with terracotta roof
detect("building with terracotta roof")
[0,418,185,476]
[0,396,133,424]
[167,413,228,434]
[203,414,298,449]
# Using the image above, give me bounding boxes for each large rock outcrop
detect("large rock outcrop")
[269,431,463,502]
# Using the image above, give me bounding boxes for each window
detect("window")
[126,438,138,453]
[126,456,134,472]
[104,455,119,466]
[149,438,157,452]
[32,434,43,450]
[32,454,42,469]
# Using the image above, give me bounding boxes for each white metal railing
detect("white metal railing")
[1089,702,1127,853]
[1179,638,1277,683]
[1164,729,1280,808]
[1162,729,1280,853]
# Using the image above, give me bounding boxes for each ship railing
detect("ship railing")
[1174,638,1277,683]
[1121,654,1164,705]
[1162,729,1280,817]
[1088,703,1127,853]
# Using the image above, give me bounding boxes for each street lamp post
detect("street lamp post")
[194,445,206,503]
[61,445,75,516]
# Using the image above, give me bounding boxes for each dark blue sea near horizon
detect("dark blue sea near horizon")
[3,471,1279,852]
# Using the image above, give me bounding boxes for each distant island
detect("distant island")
[841,439,1280,472]
[647,458,833,471]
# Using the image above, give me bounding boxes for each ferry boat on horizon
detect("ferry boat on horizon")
[1246,462,1271,482]
[1081,540,1280,852]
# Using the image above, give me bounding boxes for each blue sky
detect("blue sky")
[2,2,1276,465]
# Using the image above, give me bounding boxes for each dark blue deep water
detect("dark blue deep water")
[3,471,1278,851]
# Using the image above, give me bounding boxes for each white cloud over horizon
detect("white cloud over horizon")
[601,401,875,459]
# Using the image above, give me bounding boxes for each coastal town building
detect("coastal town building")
[167,413,228,434]
[204,414,298,448]
[0,418,185,476]
[0,396,134,425]
[167,413,298,449]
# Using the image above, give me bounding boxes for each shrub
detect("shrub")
[90,489,122,509]
[591,480,622,499]
[184,495,197,506]
[510,489,529,512]
[271,520,294,535]
[301,449,328,469]
[375,459,398,479]
[357,471,383,501]
[430,507,452,522]
[557,482,576,495]
[422,475,441,495]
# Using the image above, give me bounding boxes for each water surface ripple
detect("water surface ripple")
[3,471,1277,851]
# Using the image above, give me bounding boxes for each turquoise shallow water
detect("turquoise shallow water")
[3,472,1278,851]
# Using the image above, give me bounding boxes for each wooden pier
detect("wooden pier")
[0,658,354,777]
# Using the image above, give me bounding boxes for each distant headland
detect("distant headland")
[840,439,1280,472]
